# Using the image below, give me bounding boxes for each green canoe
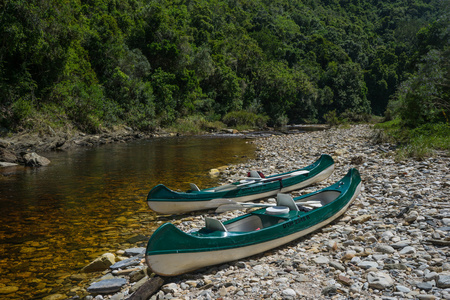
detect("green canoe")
[145,168,362,276]
[147,154,335,214]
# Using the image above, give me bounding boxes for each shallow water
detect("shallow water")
[0,136,255,299]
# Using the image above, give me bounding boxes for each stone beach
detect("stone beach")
[51,125,450,299]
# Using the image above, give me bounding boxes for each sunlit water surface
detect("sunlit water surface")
[0,136,255,299]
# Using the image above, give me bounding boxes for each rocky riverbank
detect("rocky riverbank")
[0,126,161,167]
[51,125,449,299]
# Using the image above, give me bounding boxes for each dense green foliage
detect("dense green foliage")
[0,0,447,133]
[375,10,449,158]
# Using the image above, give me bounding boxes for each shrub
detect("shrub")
[169,115,225,134]
[222,111,269,129]
[323,110,341,126]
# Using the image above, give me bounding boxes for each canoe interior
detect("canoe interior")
[203,190,341,233]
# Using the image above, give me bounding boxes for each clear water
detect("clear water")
[0,136,255,299]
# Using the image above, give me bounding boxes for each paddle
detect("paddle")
[194,169,310,193]
[214,199,322,213]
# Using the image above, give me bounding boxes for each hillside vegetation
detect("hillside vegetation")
[0,0,448,135]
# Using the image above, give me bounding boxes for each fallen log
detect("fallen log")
[126,276,165,300]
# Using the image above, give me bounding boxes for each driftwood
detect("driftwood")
[126,276,165,300]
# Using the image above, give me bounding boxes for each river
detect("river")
[0,135,255,299]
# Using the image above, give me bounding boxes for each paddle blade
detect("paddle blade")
[205,199,237,208]
[215,204,247,213]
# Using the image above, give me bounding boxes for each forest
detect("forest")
[0,0,448,134]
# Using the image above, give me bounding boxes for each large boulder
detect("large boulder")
[0,148,18,163]
[23,152,50,167]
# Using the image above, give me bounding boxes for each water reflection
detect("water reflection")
[0,136,254,299]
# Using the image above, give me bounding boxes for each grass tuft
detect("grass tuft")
[375,119,450,159]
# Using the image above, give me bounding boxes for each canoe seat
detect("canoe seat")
[248,170,265,178]
[276,194,299,211]
[189,183,201,192]
[225,215,264,232]
[205,218,227,232]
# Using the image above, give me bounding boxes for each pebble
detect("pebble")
[76,125,450,299]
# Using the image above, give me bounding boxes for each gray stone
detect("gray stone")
[442,263,450,271]
[375,244,395,254]
[405,211,419,223]
[124,247,145,257]
[416,295,437,300]
[424,271,438,281]
[23,152,50,166]
[321,285,337,296]
[297,274,309,282]
[358,261,379,270]
[329,261,345,272]
[416,281,433,291]
[396,285,411,293]
[0,148,17,163]
[110,255,141,270]
[399,246,416,255]
[161,283,179,294]
[313,256,329,264]
[372,254,388,261]
[282,288,296,297]
[437,273,450,288]
[391,241,410,249]
[367,271,394,289]
[87,278,127,294]
[350,256,361,264]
